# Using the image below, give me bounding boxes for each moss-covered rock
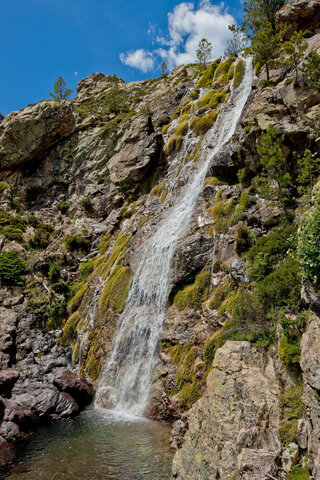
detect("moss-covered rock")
[190,111,218,136]
[99,265,133,313]
[174,269,211,310]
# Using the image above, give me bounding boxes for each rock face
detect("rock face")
[0,113,4,124]
[172,341,284,480]
[300,319,320,479]
[0,100,74,170]
[276,0,320,39]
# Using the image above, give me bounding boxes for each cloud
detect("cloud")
[120,1,235,73]
[119,49,155,73]
[75,71,78,76]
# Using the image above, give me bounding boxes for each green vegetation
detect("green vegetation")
[196,38,212,70]
[49,76,73,100]
[99,265,133,313]
[197,88,228,110]
[0,182,10,194]
[0,209,26,243]
[174,269,211,310]
[86,350,101,380]
[297,200,320,284]
[0,251,27,286]
[61,312,80,345]
[67,281,88,313]
[278,419,298,444]
[278,336,301,368]
[233,59,245,88]
[214,58,235,84]
[166,134,183,154]
[64,234,90,252]
[208,280,235,310]
[303,50,320,91]
[297,149,320,204]
[209,195,236,233]
[281,383,303,419]
[93,232,132,280]
[287,466,310,480]
[190,111,218,136]
[283,31,308,86]
[197,59,221,88]
[234,221,254,254]
[58,201,69,214]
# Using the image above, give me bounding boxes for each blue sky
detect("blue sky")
[0,0,243,116]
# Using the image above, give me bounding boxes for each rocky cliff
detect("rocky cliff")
[0,0,320,477]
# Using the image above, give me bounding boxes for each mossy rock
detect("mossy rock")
[61,311,81,346]
[99,265,133,313]
[208,280,235,310]
[214,57,235,84]
[174,269,211,310]
[175,120,189,136]
[190,111,218,136]
[233,59,245,89]
[197,59,221,88]
[86,351,101,380]
[178,381,201,409]
[165,134,183,154]
[67,281,88,313]
[94,232,132,279]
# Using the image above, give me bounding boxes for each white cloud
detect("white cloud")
[120,1,235,73]
[119,49,155,73]
[75,71,78,76]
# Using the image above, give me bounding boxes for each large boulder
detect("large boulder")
[276,0,320,39]
[172,341,283,480]
[53,368,94,407]
[108,115,164,183]
[0,370,19,397]
[0,100,74,170]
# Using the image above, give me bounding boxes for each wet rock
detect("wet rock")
[172,341,284,480]
[174,231,214,283]
[0,370,19,397]
[276,0,320,39]
[0,307,18,369]
[0,100,74,170]
[0,436,15,467]
[53,368,94,407]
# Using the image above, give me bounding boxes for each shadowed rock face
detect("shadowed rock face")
[0,100,74,170]
[0,113,4,124]
[276,0,320,39]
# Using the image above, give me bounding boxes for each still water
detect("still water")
[5,408,173,480]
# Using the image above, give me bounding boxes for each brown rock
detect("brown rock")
[0,370,19,397]
[53,368,94,407]
[276,0,320,39]
[0,436,15,467]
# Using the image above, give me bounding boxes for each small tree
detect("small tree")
[257,124,291,218]
[282,31,308,86]
[247,21,284,80]
[161,60,168,78]
[49,76,73,100]
[303,50,320,91]
[242,0,286,38]
[225,25,248,57]
[105,75,126,114]
[196,38,212,70]
[298,149,320,204]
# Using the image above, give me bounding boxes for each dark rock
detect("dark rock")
[207,145,238,178]
[0,436,15,468]
[53,369,94,407]
[3,397,38,432]
[0,370,19,397]
[174,231,214,283]
[276,0,320,39]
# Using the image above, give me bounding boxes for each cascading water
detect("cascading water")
[96,57,254,416]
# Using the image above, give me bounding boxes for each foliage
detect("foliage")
[178,382,201,409]
[49,76,73,100]
[242,0,286,37]
[59,201,69,214]
[166,134,183,154]
[281,383,304,419]
[48,262,60,284]
[0,182,10,194]
[64,234,90,252]
[234,222,255,254]
[160,60,168,78]
[174,269,211,310]
[67,281,88,313]
[60,311,80,346]
[256,124,291,217]
[303,50,320,91]
[190,111,218,136]
[196,38,212,70]
[287,466,310,480]
[214,57,235,84]
[297,200,320,284]
[104,75,127,114]
[282,31,308,86]
[278,419,298,445]
[209,196,236,233]
[28,227,52,249]
[225,25,248,56]
[0,251,27,286]
[208,280,235,310]
[297,149,320,204]
[279,336,301,368]
[233,59,245,88]
[246,225,296,281]
[47,296,66,330]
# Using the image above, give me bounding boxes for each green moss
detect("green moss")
[174,269,211,310]
[203,332,226,371]
[281,383,303,419]
[175,120,189,136]
[98,234,111,254]
[253,57,261,76]
[190,111,218,136]
[79,259,96,280]
[59,201,69,214]
[159,189,168,204]
[176,346,199,388]
[99,265,133,313]
[278,419,298,445]
[228,63,235,80]
[178,382,201,409]
[0,182,10,193]
[287,466,310,480]
[230,193,256,225]
[67,281,88,313]
[208,280,235,310]
[148,183,164,201]
[94,232,132,279]
[72,343,80,364]
[185,88,200,102]
[278,337,301,368]
[0,251,27,286]
[161,124,169,135]
[86,351,101,380]
[61,311,81,345]
[214,58,235,84]
[197,59,221,88]
[209,197,236,233]
[166,134,183,154]
[233,59,245,88]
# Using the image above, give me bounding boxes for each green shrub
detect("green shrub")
[247,225,296,281]
[255,256,301,310]
[231,193,256,224]
[2,226,24,242]
[28,227,51,249]
[0,251,27,286]
[208,280,235,310]
[278,420,298,444]
[281,383,303,419]
[59,201,69,214]
[190,111,218,136]
[278,337,301,368]
[234,222,254,254]
[209,197,236,233]
[297,200,320,284]
[64,235,90,252]
[47,298,66,330]
[79,260,95,280]
[233,59,245,88]
[48,263,60,284]
[174,269,211,310]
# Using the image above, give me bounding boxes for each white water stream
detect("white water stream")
[96,58,254,416]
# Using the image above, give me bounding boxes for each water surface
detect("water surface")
[6,408,173,480]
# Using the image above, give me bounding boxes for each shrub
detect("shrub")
[297,200,320,284]
[255,256,301,310]
[64,235,90,252]
[28,227,51,249]
[174,269,211,310]
[190,111,218,136]
[278,337,301,368]
[48,263,60,284]
[2,226,24,242]
[247,225,296,281]
[234,222,254,254]
[59,201,69,214]
[233,59,245,88]
[0,251,27,286]
[278,420,298,445]
[209,197,236,233]
[47,298,66,330]
[281,383,303,419]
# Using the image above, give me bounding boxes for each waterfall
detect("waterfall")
[95,58,254,416]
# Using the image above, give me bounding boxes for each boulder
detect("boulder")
[0,100,74,170]
[172,341,283,480]
[0,370,19,397]
[2,397,38,432]
[53,369,94,407]
[0,436,15,467]
[276,0,320,39]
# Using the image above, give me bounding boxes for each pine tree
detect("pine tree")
[105,75,126,114]
[257,124,291,218]
[303,50,320,91]
[49,76,73,100]
[225,25,248,56]
[161,61,168,78]
[196,38,212,70]
[298,149,320,204]
[242,0,286,38]
[282,31,308,86]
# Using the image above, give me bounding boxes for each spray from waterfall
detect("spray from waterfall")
[96,58,254,416]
